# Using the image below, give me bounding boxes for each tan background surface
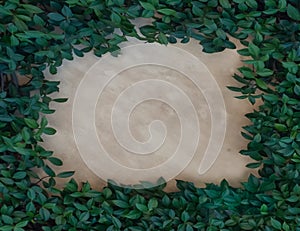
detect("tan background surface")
[41,36,257,191]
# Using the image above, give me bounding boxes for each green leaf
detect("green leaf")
[0,7,13,16]
[282,222,290,231]
[181,211,189,222]
[39,207,50,221]
[22,4,43,14]
[158,32,168,45]
[48,157,63,166]
[21,127,31,142]
[13,171,27,180]
[70,192,83,198]
[157,8,177,16]
[274,123,288,132]
[52,98,68,103]
[112,216,122,229]
[102,188,112,199]
[260,204,268,215]
[33,15,45,26]
[112,200,130,208]
[225,219,237,226]
[216,29,227,40]
[10,36,19,46]
[27,189,36,200]
[240,222,254,230]
[43,165,56,177]
[124,210,142,219]
[43,127,56,135]
[0,177,14,185]
[219,0,231,8]
[139,1,155,10]
[73,203,88,211]
[246,162,261,168]
[2,215,13,225]
[14,17,28,31]
[248,42,260,58]
[24,118,39,129]
[48,13,65,21]
[256,69,273,77]
[111,12,121,24]
[287,4,300,21]
[14,147,32,156]
[113,0,125,6]
[15,221,28,228]
[162,195,171,206]
[136,203,148,212]
[294,85,300,95]
[148,198,158,210]
[256,79,268,90]
[61,6,73,17]
[56,171,75,178]
[0,225,13,231]
[271,217,282,230]
[278,0,287,11]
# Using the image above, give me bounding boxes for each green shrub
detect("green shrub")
[0,0,299,230]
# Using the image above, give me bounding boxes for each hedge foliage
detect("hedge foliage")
[0,0,299,230]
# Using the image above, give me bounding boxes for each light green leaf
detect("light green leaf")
[274,123,287,132]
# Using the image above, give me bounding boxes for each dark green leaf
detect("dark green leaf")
[287,4,300,21]
[136,203,148,212]
[256,79,268,90]
[48,157,63,166]
[148,198,158,210]
[139,1,155,10]
[13,171,27,180]
[271,218,282,230]
[57,171,75,178]
[219,0,231,8]
[124,210,142,219]
[111,12,121,24]
[24,118,39,129]
[112,200,130,208]
[48,13,65,21]
[157,9,177,16]
[43,127,56,135]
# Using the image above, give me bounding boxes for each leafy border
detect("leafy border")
[0,0,299,230]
